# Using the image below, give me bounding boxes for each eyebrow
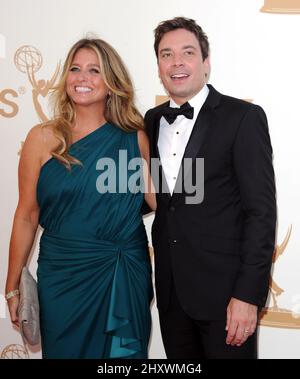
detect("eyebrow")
[71,63,100,67]
[159,45,197,54]
[182,45,197,50]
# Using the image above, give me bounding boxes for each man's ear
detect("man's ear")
[204,56,211,81]
[158,69,163,84]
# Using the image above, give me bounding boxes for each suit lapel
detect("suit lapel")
[172,85,222,203]
[150,102,172,200]
[149,85,222,203]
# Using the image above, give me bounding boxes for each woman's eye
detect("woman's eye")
[90,68,100,74]
[70,67,79,72]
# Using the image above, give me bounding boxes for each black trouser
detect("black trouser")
[158,283,257,359]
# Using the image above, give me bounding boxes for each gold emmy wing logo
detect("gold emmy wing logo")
[149,246,154,258]
[261,0,300,13]
[259,226,300,328]
[1,344,29,359]
[156,95,169,106]
[14,45,60,122]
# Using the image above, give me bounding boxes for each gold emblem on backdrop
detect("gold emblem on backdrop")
[261,0,300,13]
[156,95,169,106]
[14,45,60,122]
[259,226,300,329]
[1,344,29,359]
[149,246,154,258]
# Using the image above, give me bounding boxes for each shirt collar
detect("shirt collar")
[169,84,209,120]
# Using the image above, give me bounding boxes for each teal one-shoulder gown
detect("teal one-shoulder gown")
[36,123,153,358]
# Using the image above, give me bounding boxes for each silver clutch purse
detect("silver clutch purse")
[18,266,40,345]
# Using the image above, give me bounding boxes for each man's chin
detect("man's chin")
[169,91,192,104]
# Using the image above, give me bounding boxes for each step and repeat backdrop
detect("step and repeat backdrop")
[0,0,299,359]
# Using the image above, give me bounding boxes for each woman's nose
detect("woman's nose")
[77,70,89,81]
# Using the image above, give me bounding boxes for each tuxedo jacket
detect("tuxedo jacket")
[144,84,277,320]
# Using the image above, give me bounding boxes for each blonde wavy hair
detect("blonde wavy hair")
[48,38,144,169]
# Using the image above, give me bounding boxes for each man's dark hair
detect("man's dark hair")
[154,17,209,61]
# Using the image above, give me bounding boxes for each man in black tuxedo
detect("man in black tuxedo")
[144,17,276,359]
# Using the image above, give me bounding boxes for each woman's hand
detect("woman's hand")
[7,296,20,328]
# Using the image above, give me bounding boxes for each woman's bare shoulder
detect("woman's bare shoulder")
[26,123,59,151]
[20,123,58,167]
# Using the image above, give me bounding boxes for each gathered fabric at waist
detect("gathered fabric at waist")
[38,230,149,264]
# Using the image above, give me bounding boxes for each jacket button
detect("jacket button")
[169,206,175,212]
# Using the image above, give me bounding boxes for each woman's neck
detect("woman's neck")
[73,105,106,132]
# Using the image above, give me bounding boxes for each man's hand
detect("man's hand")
[226,297,257,346]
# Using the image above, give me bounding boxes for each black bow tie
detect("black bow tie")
[161,102,194,124]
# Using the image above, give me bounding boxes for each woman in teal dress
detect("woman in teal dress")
[5,38,155,358]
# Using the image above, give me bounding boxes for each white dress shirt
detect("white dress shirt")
[158,84,209,194]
